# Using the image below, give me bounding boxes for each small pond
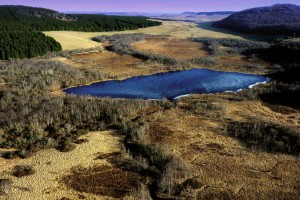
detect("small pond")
[64,69,269,100]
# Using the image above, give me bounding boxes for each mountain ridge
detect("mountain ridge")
[182,11,235,15]
[213,4,300,35]
[0,5,73,20]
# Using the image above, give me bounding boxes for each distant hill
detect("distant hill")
[213,4,300,35]
[0,5,73,20]
[100,12,146,16]
[182,12,198,15]
[182,11,235,15]
[196,11,235,16]
[0,5,161,32]
[0,5,161,60]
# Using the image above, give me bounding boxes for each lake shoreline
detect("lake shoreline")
[64,68,269,100]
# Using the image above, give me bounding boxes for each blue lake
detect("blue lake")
[64,69,269,100]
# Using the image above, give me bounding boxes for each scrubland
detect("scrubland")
[1,21,300,199]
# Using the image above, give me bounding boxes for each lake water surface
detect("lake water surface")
[64,69,269,100]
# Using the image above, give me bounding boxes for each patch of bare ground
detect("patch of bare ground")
[132,37,209,60]
[0,131,125,200]
[145,94,300,199]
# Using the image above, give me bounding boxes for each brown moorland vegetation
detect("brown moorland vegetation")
[72,51,152,78]
[64,34,273,79]
[63,165,146,198]
[132,37,209,59]
[0,33,299,199]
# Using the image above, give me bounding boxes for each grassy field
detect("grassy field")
[44,31,102,50]
[45,20,299,50]
[145,94,300,199]
[44,21,247,50]
[0,131,124,199]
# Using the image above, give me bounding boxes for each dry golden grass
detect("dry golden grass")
[0,131,122,200]
[44,31,102,50]
[44,21,247,50]
[53,49,167,81]
[224,99,300,126]
[145,94,300,199]
[73,51,147,77]
[212,55,271,75]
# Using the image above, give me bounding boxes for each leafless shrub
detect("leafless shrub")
[0,59,160,151]
[42,47,103,59]
[12,165,36,177]
[0,179,12,195]
[224,119,300,155]
[158,156,191,198]
[131,183,151,200]
[194,37,270,55]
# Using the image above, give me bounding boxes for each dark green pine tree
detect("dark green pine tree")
[0,5,162,60]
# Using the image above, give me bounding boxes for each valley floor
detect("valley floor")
[44,20,249,50]
[1,21,299,199]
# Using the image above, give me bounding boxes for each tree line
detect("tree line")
[0,31,62,60]
[0,5,162,60]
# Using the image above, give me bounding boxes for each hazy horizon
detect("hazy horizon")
[0,0,299,13]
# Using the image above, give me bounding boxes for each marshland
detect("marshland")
[0,3,300,200]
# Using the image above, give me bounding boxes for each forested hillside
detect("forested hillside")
[0,32,62,60]
[213,4,300,35]
[0,5,162,60]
